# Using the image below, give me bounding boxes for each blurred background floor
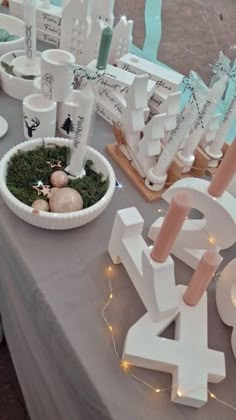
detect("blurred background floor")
[0,0,236,419]
[115,0,236,83]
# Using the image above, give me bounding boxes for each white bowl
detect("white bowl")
[0,50,41,100]
[0,137,116,230]
[0,14,24,56]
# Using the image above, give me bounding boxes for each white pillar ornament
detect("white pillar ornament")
[121,74,149,157]
[60,0,92,65]
[135,113,165,177]
[148,178,236,269]
[158,91,182,132]
[109,16,133,65]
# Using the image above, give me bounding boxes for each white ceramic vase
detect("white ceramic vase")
[41,49,75,102]
[23,94,57,139]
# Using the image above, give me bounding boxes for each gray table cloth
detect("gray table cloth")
[0,88,236,420]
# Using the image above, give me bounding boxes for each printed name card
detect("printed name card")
[117,53,184,95]
[87,60,156,98]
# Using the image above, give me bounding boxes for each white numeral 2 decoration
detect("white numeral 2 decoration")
[108,207,225,408]
[216,258,236,358]
[148,178,236,269]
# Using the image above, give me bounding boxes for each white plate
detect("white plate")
[0,116,8,138]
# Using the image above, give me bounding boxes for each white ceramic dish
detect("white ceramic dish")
[0,115,8,138]
[0,50,41,100]
[0,14,24,56]
[0,137,116,230]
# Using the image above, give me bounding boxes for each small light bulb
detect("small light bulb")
[121,361,129,371]
[209,236,217,245]
[109,293,113,300]
[158,209,162,213]
[108,325,113,332]
[108,266,112,272]
[210,392,216,399]
[232,298,236,307]
[155,389,161,393]
[177,390,182,397]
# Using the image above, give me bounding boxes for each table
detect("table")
[0,51,236,420]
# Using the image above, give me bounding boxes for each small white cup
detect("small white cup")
[23,93,57,140]
[57,90,81,139]
[41,49,76,102]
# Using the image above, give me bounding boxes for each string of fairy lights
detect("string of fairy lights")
[101,208,236,414]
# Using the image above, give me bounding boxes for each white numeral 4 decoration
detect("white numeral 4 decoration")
[108,207,226,408]
[148,178,236,269]
[216,258,236,358]
[124,285,225,408]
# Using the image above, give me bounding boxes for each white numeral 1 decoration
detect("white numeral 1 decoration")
[148,178,236,269]
[108,207,178,320]
[216,258,236,358]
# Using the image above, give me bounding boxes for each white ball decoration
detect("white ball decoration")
[49,187,83,213]
[50,171,69,188]
[32,199,49,213]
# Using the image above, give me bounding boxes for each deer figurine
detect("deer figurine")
[24,115,40,138]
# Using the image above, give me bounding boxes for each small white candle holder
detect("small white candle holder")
[12,55,41,78]
[0,50,41,100]
[204,145,223,168]
[41,49,76,102]
[145,170,167,192]
[23,93,57,140]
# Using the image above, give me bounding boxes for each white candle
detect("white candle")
[149,102,197,180]
[67,85,96,178]
[178,76,228,170]
[24,0,37,67]
[206,89,236,158]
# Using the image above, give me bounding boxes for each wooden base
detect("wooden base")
[106,144,211,202]
[106,144,164,201]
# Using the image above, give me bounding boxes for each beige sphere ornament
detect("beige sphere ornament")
[32,199,49,213]
[49,187,60,198]
[50,171,69,188]
[49,187,83,213]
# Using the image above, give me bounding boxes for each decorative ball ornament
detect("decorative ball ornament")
[49,187,83,213]
[32,199,49,213]
[50,171,69,188]
[49,187,60,198]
